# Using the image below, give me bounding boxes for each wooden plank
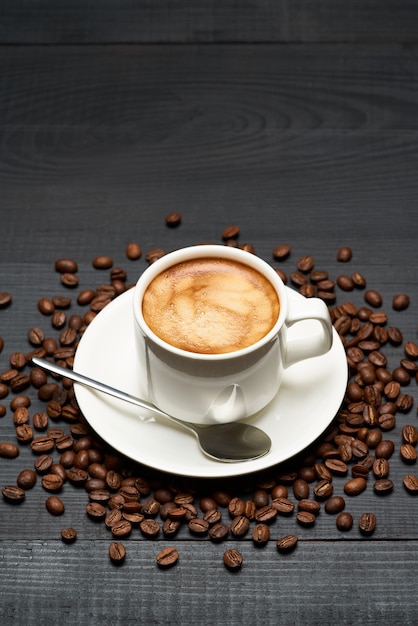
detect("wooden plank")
[0,44,418,215]
[1,540,418,624]
[0,1,418,44]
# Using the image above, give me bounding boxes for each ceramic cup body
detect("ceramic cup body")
[133,245,333,425]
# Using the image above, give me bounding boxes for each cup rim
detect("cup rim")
[133,244,287,361]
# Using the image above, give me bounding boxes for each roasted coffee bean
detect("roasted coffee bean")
[34,454,53,473]
[337,275,354,291]
[373,479,394,495]
[372,458,390,479]
[30,435,55,454]
[313,480,333,499]
[32,411,48,430]
[298,499,321,515]
[146,248,165,263]
[16,424,33,444]
[125,242,142,260]
[344,477,367,496]
[358,512,376,536]
[2,485,25,503]
[61,273,79,288]
[61,527,77,543]
[223,548,243,571]
[17,469,37,490]
[46,495,65,515]
[156,546,179,569]
[404,341,418,359]
[337,246,352,262]
[297,255,314,272]
[324,459,348,476]
[271,497,294,515]
[392,293,410,311]
[272,244,291,260]
[296,510,316,527]
[403,474,418,494]
[375,440,395,459]
[109,541,126,564]
[140,519,160,538]
[378,413,396,431]
[41,473,63,492]
[0,292,12,308]
[400,444,417,463]
[203,509,222,525]
[38,298,55,315]
[187,518,209,535]
[92,255,113,269]
[208,522,229,542]
[392,367,410,385]
[336,511,353,531]
[86,502,107,520]
[402,425,418,446]
[252,523,270,546]
[396,393,414,412]
[55,258,78,273]
[324,496,345,514]
[254,505,278,524]
[276,534,298,553]
[0,441,19,458]
[364,289,382,308]
[228,496,245,517]
[67,467,88,485]
[351,464,370,479]
[290,271,308,286]
[292,478,309,500]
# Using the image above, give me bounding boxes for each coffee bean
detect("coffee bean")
[223,548,243,571]
[337,275,354,291]
[293,478,310,500]
[2,485,25,503]
[209,522,229,542]
[271,497,295,515]
[92,255,113,269]
[276,534,298,553]
[254,505,278,524]
[351,272,366,287]
[405,341,418,359]
[46,495,65,515]
[165,212,182,227]
[146,248,166,263]
[324,496,345,514]
[0,441,19,458]
[222,225,240,240]
[364,289,382,308]
[392,293,410,311]
[358,512,376,536]
[156,546,179,568]
[0,292,12,308]
[297,256,315,272]
[125,242,142,260]
[403,474,418,494]
[402,425,418,446]
[344,477,367,496]
[109,541,126,564]
[61,527,77,543]
[61,273,79,288]
[140,519,160,538]
[17,469,37,489]
[298,499,321,515]
[296,510,316,527]
[400,444,417,464]
[337,246,352,262]
[373,479,394,495]
[252,523,270,546]
[189,518,210,536]
[272,244,291,260]
[336,511,353,531]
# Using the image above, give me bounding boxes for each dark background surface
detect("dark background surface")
[0,3,417,624]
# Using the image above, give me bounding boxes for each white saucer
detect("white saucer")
[73,288,347,478]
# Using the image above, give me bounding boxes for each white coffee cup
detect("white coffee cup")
[133,244,333,425]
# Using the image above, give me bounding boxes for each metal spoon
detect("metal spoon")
[32,357,271,463]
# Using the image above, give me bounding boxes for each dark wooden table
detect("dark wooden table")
[1,3,417,624]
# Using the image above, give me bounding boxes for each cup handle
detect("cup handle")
[284,296,333,368]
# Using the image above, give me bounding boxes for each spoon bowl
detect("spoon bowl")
[32,357,271,462]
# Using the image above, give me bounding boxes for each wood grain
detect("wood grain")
[1,1,418,43]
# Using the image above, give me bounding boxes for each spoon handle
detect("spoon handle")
[32,357,170,420]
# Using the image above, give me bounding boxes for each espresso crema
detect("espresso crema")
[142,257,280,354]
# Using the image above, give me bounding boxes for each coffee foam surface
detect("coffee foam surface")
[142,258,280,354]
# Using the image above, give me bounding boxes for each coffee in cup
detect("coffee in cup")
[142,257,280,355]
